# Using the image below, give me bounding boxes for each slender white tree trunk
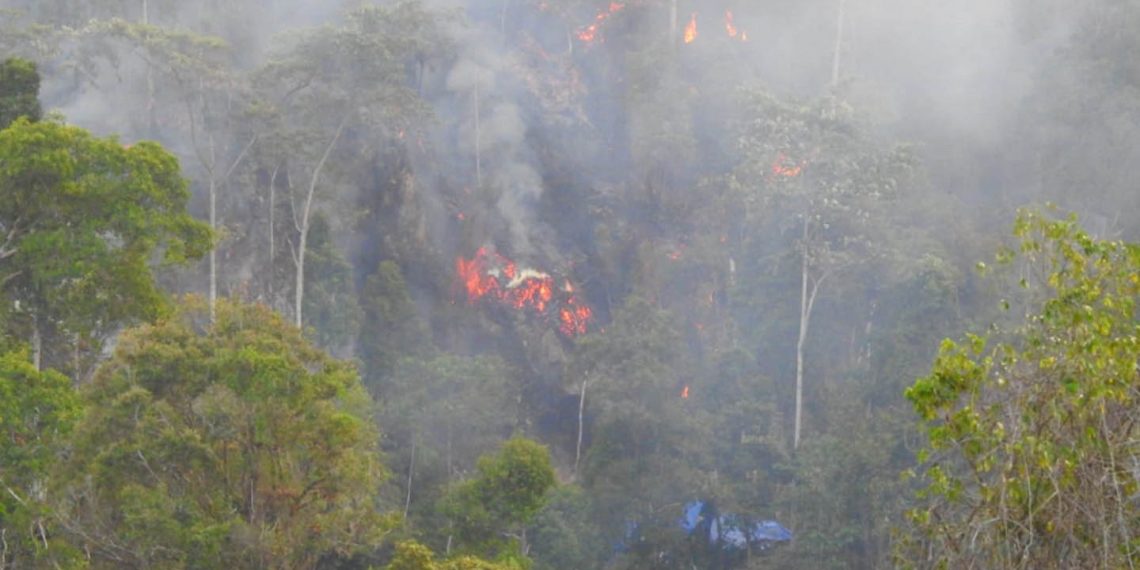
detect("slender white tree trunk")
[209,176,217,322]
[294,118,347,329]
[831,0,848,87]
[294,226,306,328]
[404,436,416,519]
[268,164,279,304]
[794,234,808,450]
[794,217,826,450]
[31,317,41,372]
[574,375,588,477]
[473,84,482,187]
[670,0,678,39]
[500,0,510,37]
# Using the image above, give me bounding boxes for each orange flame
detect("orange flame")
[559,298,593,336]
[681,385,690,399]
[725,10,738,38]
[770,152,806,178]
[455,248,593,336]
[684,13,698,44]
[577,2,625,44]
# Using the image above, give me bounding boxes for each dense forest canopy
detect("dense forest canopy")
[1,0,1139,568]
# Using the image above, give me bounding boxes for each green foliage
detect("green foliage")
[0,57,41,129]
[358,260,430,382]
[899,210,1140,568]
[442,438,555,559]
[569,296,696,521]
[56,299,393,569]
[527,486,608,570]
[303,214,361,353]
[384,540,522,570]
[0,350,82,568]
[379,351,514,541]
[0,117,211,374]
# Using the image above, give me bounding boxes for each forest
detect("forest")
[2,0,1140,568]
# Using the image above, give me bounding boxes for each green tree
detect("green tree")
[379,352,513,541]
[730,91,913,449]
[0,57,41,129]
[253,2,448,329]
[81,18,256,320]
[0,350,82,569]
[55,299,393,569]
[301,214,361,354]
[0,117,211,375]
[443,437,556,561]
[527,486,608,570]
[385,540,521,570]
[899,210,1140,568]
[567,296,696,522]
[358,260,430,382]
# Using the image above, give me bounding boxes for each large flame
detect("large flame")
[577,2,625,44]
[684,13,698,44]
[456,248,593,337]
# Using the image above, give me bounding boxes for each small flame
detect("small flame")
[577,2,625,44]
[559,299,593,337]
[681,385,690,399]
[725,10,738,38]
[770,152,806,178]
[684,13,698,44]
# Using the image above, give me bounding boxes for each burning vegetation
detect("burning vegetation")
[577,2,626,45]
[455,247,593,337]
[769,152,807,179]
[682,10,748,44]
[684,12,698,44]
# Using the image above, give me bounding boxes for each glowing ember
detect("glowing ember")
[725,10,738,38]
[681,385,690,399]
[684,13,698,44]
[770,152,807,178]
[455,248,593,337]
[577,2,625,44]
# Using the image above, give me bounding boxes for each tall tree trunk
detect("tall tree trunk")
[268,164,280,306]
[209,174,217,322]
[574,375,588,477]
[500,0,510,38]
[404,436,416,519]
[294,117,347,329]
[473,84,482,187]
[30,316,41,372]
[142,0,158,135]
[670,0,678,40]
[794,217,826,450]
[831,0,848,87]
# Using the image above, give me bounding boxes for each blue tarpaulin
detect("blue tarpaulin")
[679,501,792,550]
